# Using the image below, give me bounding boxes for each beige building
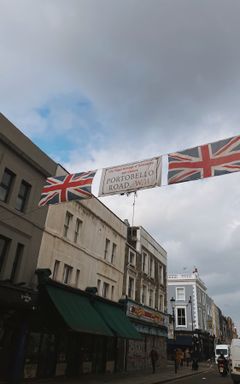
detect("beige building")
[122,225,168,371]
[37,171,128,302]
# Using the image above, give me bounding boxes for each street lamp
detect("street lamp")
[170,297,177,373]
[170,297,176,334]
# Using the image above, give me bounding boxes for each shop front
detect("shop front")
[0,281,38,382]
[123,300,168,371]
[23,276,141,380]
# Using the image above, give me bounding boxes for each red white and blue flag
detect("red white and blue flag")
[39,170,96,207]
[168,135,240,185]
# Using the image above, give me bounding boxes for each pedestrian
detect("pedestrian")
[185,348,191,367]
[150,348,159,373]
[176,348,182,369]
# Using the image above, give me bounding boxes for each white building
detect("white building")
[167,269,208,332]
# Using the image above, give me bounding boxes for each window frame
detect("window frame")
[149,257,154,278]
[111,243,117,264]
[159,293,164,312]
[63,211,73,238]
[53,260,60,280]
[149,288,155,308]
[74,218,82,243]
[62,264,73,284]
[0,235,11,273]
[102,282,110,298]
[128,249,136,267]
[15,180,31,212]
[104,238,110,260]
[128,276,135,299]
[10,242,24,282]
[142,251,148,273]
[0,168,15,203]
[141,285,147,305]
[176,287,185,301]
[176,306,187,327]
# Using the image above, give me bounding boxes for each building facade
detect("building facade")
[167,269,237,359]
[37,170,127,301]
[0,113,57,382]
[122,225,168,371]
[167,269,215,359]
[0,115,140,382]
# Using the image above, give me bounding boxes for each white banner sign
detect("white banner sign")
[98,157,162,197]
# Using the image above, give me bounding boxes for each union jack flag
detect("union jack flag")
[38,170,96,207]
[168,135,240,185]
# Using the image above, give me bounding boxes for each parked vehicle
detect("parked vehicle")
[230,339,240,384]
[215,344,230,364]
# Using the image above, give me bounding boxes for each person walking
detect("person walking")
[150,348,159,373]
[185,348,191,367]
[176,348,182,369]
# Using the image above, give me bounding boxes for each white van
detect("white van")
[215,344,230,364]
[230,339,240,383]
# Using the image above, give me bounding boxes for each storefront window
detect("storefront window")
[24,332,41,379]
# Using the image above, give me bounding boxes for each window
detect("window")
[0,235,10,272]
[128,250,136,266]
[15,180,31,212]
[74,219,82,243]
[176,287,185,301]
[104,238,110,260]
[102,282,109,298]
[111,243,116,264]
[159,294,164,311]
[0,168,15,203]
[62,264,73,284]
[159,264,164,285]
[97,279,101,295]
[141,285,147,304]
[75,269,80,287]
[149,257,154,278]
[10,243,24,282]
[142,252,148,273]
[128,276,135,299]
[176,307,186,326]
[53,260,60,280]
[149,289,154,307]
[63,211,73,238]
[131,228,137,237]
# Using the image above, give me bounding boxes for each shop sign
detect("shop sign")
[99,156,162,196]
[128,303,165,326]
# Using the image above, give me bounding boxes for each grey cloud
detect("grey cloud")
[1,0,240,326]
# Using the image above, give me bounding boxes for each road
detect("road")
[166,367,232,384]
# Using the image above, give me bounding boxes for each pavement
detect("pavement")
[31,361,212,384]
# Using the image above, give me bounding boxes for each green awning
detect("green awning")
[93,301,142,340]
[46,285,113,337]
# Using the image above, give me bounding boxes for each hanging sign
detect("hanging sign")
[98,156,162,197]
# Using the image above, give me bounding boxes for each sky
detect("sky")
[1,0,240,331]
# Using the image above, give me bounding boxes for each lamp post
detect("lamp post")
[170,297,177,373]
